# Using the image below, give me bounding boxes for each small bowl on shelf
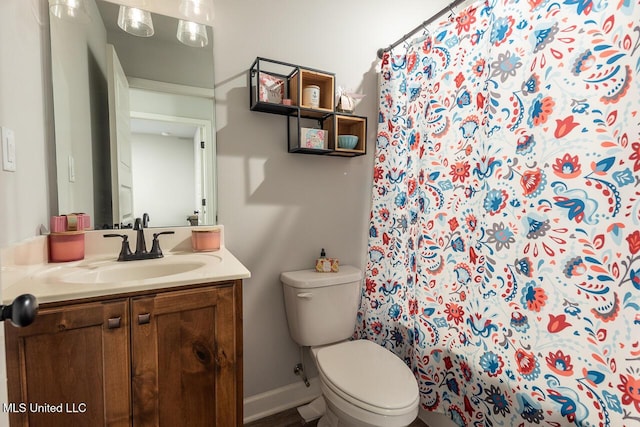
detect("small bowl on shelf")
[337,135,358,149]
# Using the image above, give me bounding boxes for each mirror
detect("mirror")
[49,0,216,229]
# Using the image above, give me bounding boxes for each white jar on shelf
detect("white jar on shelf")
[302,85,320,108]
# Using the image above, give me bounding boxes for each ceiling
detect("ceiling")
[130,118,199,139]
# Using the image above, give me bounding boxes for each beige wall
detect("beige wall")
[0,0,451,419]
[0,0,52,248]
[0,3,51,425]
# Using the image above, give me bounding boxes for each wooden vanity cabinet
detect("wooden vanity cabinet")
[131,284,241,426]
[4,299,131,426]
[4,280,243,427]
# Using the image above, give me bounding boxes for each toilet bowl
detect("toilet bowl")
[312,340,419,427]
[281,266,420,427]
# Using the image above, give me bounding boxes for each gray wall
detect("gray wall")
[212,0,449,397]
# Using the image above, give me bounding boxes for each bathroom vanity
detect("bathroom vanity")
[1,227,250,426]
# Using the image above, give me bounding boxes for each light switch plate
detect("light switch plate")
[2,126,16,172]
[68,155,75,182]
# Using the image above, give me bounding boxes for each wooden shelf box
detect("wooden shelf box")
[289,68,335,113]
[323,114,367,156]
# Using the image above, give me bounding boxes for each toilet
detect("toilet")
[281,266,419,427]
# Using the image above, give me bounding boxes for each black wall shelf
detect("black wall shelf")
[249,57,367,157]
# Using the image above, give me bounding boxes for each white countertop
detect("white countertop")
[1,226,251,305]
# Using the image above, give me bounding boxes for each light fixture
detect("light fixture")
[49,0,88,21]
[179,0,213,22]
[117,5,154,37]
[177,20,209,48]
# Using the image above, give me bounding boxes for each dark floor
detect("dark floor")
[244,407,429,427]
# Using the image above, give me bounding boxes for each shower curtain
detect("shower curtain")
[357,0,640,425]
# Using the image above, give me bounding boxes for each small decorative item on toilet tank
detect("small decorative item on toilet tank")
[315,248,339,272]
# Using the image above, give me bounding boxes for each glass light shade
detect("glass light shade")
[117,6,154,37]
[49,0,88,21]
[177,20,209,48]
[179,0,213,22]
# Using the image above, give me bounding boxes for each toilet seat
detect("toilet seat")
[315,340,419,416]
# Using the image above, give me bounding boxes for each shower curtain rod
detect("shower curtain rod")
[376,0,474,59]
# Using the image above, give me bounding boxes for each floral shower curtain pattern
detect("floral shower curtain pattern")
[357,0,640,425]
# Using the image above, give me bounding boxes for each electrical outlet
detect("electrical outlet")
[2,126,16,172]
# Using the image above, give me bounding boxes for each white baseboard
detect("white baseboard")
[243,376,322,424]
[418,408,456,427]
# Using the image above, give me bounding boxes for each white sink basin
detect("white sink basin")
[60,260,208,284]
[25,252,222,285]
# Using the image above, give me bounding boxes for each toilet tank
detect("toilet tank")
[281,266,363,347]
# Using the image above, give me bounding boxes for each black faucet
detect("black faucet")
[134,217,147,254]
[104,215,175,261]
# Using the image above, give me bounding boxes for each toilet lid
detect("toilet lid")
[316,340,419,411]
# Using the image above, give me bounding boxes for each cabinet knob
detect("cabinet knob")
[138,313,151,325]
[107,316,122,329]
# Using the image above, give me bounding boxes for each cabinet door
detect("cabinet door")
[131,283,241,426]
[4,299,131,427]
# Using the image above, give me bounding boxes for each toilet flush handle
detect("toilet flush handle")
[297,292,313,299]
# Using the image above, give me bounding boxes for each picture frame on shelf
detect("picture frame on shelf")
[300,127,327,150]
[258,72,285,104]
